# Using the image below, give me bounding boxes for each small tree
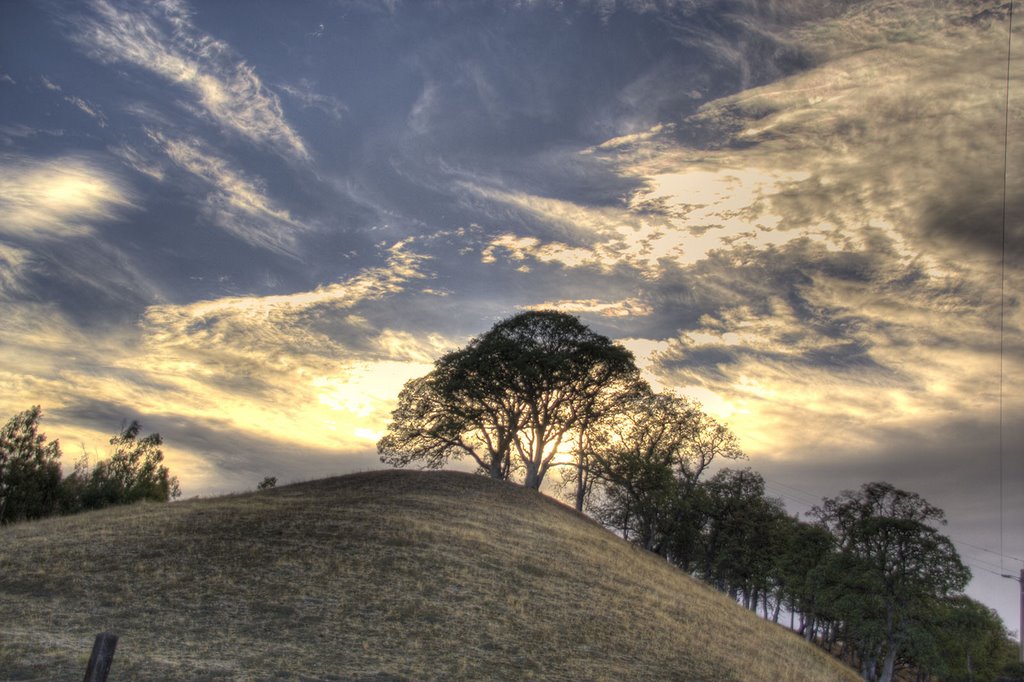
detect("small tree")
[257,476,277,490]
[0,406,63,524]
[81,421,180,509]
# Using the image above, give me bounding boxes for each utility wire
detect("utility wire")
[964,551,1014,572]
[998,0,1015,573]
[955,537,1024,565]
[965,559,1013,579]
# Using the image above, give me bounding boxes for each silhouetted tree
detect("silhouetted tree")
[587,390,745,560]
[257,476,277,490]
[0,406,62,524]
[561,373,642,512]
[379,311,638,489]
[771,517,835,636]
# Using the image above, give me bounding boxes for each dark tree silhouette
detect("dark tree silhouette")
[379,310,638,489]
[586,389,745,557]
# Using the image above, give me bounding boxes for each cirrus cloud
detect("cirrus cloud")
[71,0,309,161]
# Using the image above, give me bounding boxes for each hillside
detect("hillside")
[0,470,859,681]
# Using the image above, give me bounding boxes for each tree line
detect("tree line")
[0,406,180,525]
[378,310,1021,682]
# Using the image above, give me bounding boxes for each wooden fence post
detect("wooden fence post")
[83,632,118,682]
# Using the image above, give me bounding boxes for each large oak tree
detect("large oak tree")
[378,310,639,489]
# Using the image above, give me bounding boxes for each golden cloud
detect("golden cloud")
[0,156,134,239]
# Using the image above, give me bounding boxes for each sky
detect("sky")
[1,0,1021,632]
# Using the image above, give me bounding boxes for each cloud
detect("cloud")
[0,240,446,495]
[65,96,107,127]
[469,164,810,276]
[525,297,654,317]
[0,243,31,295]
[277,80,346,120]
[152,133,309,255]
[0,155,134,239]
[481,233,600,271]
[109,144,165,181]
[72,0,309,160]
[120,239,438,448]
[41,76,109,127]
[0,125,65,146]
[457,0,1023,487]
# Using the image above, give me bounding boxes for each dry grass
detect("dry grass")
[0,470,860,681]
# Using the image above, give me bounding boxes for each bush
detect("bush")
[0,407,63,524]
[78,421,181,509]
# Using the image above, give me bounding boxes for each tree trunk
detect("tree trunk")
[861,656,877,682]
[574,461,586,512]
[803,616,815,642]
[878,645,896,682]
[488,455,505,479]
[878,605,897,682]
[523,464,540,490]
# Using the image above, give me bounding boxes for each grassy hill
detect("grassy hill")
[0,470,859,681]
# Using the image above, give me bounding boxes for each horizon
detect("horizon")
[1,0,1021,632]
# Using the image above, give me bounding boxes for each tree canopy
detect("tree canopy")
[379,310,639,489]
[810,482,972,682]
[585,388,746,557]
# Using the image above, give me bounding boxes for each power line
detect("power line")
[953,537,1024,565]
[998,0,1015,573]
[965,560,1012,579]
[964,551,1015,573]
[763,485,819,509]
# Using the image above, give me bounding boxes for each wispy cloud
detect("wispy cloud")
[40,76,108,127]
[0,155,134,239]
[72,0,309,160]
[0,243,30,295]
[526,297,653,317]
[109,144,165,181]
[277,79,346,120]
[152,133,309,255]
[0,125,65,147]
